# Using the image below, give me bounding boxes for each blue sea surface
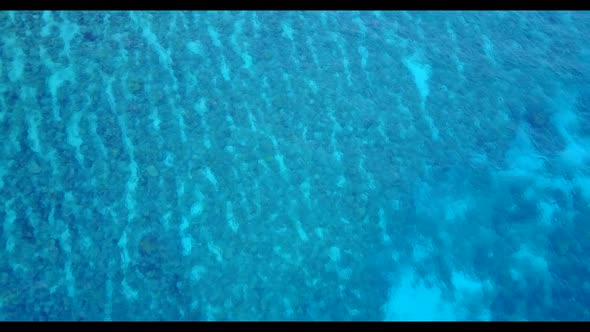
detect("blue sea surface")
[0,11,589,321]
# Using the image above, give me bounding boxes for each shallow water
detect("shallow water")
[0,11,589,321]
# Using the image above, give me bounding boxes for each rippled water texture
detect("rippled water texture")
[0,11,589,321]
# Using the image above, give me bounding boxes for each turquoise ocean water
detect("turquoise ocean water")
[0,11,589,321]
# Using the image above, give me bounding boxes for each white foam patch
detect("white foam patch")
[207,26,222,48]
[403,51,439,139]
[180,217,193,256]
[281,22,294,41]
[88,113,108,159]
[359,158,376,190]
[25,207,39,236]
[162,211,172,231]
[104,77,117,111]
[228,19,254,72]
[444,198,471,222]
[551,90,579,137]
[328,246,341,262]
[273,151,288,179]
[141,21,172,68]
[80,235,92,251]
[513,246,549,275]
[48,67,75,121]
[3,200,16,253]
[190,265,206,282]
[403,52,431,104]
[383,270,457,321]
[499,126,546,180]
[67,111,84,164]
[187,41,204,56]
[283,298,295,318]
[452,271,485,296]
[121,278,138,300]
[176,181,185,200]
[333,33,353,87]
[299,178,312,207]
[57,14,80,57]
[328,114,344,160]
[384,268,492,321]
[206,304,220,321]
[358,45,369,69]
[305,36,320,68]
[378,208,391,243]
[9,46,24,82]
[149,107,161,131]
[424,117,440,141]
[59,225,76,298]
[64,260,76,298]
[220,56,231,81]
[293,218,309,242]
[453,53,465,74]
[535,176,574,196]
[250,12,261,32]
[203,167,218,190]
[46,148,60,177]
[117,231,131,269]
[315,227,326,240]
[177,109,187,143]
[125,161,139,219]
[482,36,496,65]
[25,103,42,154]
[226,201,239,233]
[549,88,590,169]
[191,190,205,217]
[412,239,433,262]
[247,111,257,132]
[336,176,346,188]
[493,86,590,210]
[451,271,492,321]
[413,181,435,217]
[445,23,465,74]
[538,200,558,226]
[207,241,223,264]
[195,98,208,116]
[240,47,253,71]
[164,152,174,167]
[41,11,55,37]
[307,79,319,94]
[342,59,353,87]
[559,139,590,169]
